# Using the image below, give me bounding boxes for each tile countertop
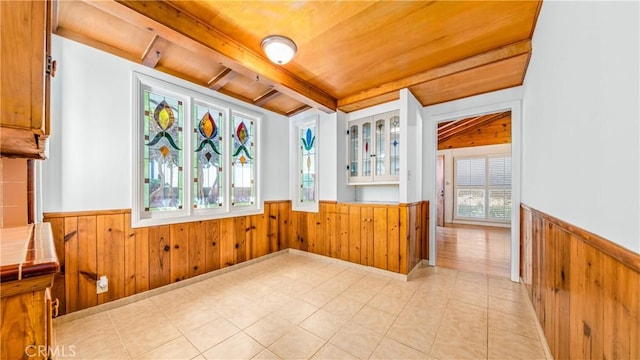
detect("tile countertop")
[0,223,59,282]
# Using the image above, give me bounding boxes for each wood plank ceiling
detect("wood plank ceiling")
[438,111,511,150]
[54,1,542,116]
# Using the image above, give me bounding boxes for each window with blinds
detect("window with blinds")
[455,155,511,222]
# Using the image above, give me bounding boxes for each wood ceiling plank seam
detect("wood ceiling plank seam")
[101,0,336,112]
[337,39,531,109]
[141,34,170,68]
[253,90,280,107]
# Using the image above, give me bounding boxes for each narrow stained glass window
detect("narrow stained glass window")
[362,122,371,177]
[194,104,223,208]
[375,119,385,176]
[350,125,358,177]
[231,114,255,206]
[300,126,316,203]
[143,90,183,211]
[390,116,400,175]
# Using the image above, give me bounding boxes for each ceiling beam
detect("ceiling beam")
[207,68,237,91]
[437,116,482,139]
[438,112,510,143]
[337,39,532,110]
[141,35,170,68]
[253,90,280,107]
[55,27,141,64]
[286,105,311,117]
[86,0,336,113]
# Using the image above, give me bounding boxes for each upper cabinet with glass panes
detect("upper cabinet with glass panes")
[347,110,400,184]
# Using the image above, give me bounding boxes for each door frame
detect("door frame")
[426,96,522,282]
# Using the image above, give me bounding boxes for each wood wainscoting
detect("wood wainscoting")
[290,201,429,275]
[44,200,429,316]
[43,201,290,316]
[520,204,639,360]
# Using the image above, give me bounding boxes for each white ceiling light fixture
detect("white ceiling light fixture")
[261,35,297,65]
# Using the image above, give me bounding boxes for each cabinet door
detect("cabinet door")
[372,110,400,182]
[347,117,372,183]
[0,1,49,133]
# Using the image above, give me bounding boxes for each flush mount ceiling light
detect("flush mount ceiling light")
[261,35,297,65]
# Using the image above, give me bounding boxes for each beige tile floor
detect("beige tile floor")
[53,253,550,360]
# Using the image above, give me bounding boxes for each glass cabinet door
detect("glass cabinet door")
[389,115,400,177]
[347,111,399,184]
[349,124,358,178]
[375,119,385,176]
[362,122,371,177]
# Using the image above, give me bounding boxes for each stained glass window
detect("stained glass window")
[390,116,400,175]
[349,125,358,177]
[362,122,371,177]
[300,126,316,203]
[133,73,261,228]
[375,119,385,176]
[193,104,223,208]
[143,90,183,212]
[231,114,255,206]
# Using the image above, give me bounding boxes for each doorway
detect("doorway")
[434,111,513,278]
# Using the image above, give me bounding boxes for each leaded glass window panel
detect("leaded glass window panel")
[349,125,358,176]
[362,122,371,177]
[300,126,316,203]
[375,119,385,176]
[143,90,183,212]
[390,116,400,175]
[231,114,255,206]
[193,103,224,208]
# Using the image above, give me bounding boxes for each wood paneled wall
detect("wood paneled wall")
[290,201,429,275]
[43,201,290,316]
[520,204,639,360]
[44,200,429,315]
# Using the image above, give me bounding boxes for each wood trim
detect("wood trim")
[0,274,54,298]
[54,27,140,64]
[399,201,423,207]
[90,0,336,112]
[253,89,280,107]
[207,68,237,91]
[286,105,312,117]
[521,204,640,272]
[43,209,132,218]
[141,34,170,68]
[337,39,531,109]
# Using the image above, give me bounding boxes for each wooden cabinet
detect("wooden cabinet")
[1,0,54,159]
[1,224,60,359]
[347,110,400,184]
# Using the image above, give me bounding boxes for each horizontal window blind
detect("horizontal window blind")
[454,155,511,222]
[456,158,486,186]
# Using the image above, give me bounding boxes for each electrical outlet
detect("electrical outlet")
[96,275,108,294]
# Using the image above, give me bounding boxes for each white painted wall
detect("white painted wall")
[401,89,423,203]
[438,144,512,226]
[43,36,289,212]
[522,1,640,253]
